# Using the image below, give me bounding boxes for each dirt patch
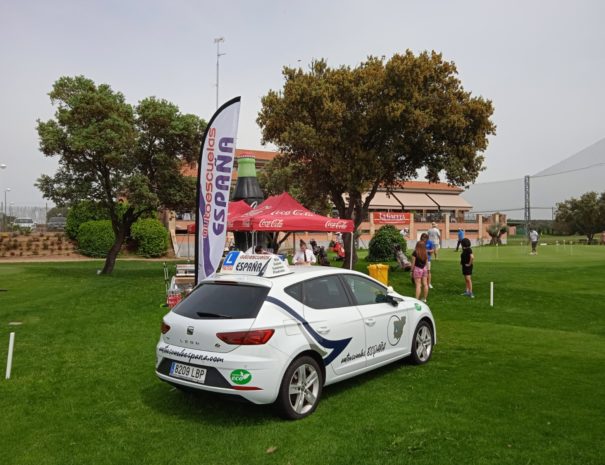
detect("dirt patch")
[0,231,83,260]
[0,231,179,263]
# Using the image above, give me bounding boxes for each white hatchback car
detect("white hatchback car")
[156,252,436,419]
[12,217,36,232]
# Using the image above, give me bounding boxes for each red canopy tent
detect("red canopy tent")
[227,200,252,229]
[228,192,353,233]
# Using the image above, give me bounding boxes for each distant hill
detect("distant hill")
[462,138,605,220]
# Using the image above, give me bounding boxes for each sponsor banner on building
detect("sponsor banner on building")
[195,97,241,284]
[372,212,411,225]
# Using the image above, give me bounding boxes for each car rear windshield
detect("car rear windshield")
[173,282,270,320]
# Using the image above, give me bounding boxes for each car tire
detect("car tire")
[410,320,434,365]
[277,356,323,420]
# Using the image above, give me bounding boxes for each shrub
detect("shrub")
[65,201,109,240]
[77,220,115,257]
[367,225,407,262]
[130,218,169,257]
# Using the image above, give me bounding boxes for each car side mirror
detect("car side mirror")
[386,293,403,307]
[385,286,404,306]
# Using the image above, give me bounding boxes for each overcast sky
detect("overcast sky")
[1,0,604,206]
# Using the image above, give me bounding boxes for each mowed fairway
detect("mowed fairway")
[0,244,604,465]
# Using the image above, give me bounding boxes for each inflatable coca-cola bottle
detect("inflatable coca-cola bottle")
[232,154,264,251]
[232,155,264,206]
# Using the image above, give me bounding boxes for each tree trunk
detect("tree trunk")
[101,227,127,275]
[587,233,594,244]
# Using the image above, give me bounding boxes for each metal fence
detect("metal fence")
[0,205,49,232]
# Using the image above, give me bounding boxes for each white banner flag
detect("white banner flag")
[195,97,241,283]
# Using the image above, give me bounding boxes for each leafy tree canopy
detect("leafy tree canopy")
[36,76,206,273]
[258,156,332,215]
[257,51,496,267]
[554,191,605,243]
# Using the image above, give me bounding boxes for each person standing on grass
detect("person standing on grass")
[422,232,435,289]
[428,222,441,259]
[460,238,474,298]
[293,240,316,265]
[455,228,465,251]
[411,240,429,302]
[529,228,539,255]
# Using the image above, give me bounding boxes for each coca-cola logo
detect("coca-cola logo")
[259,219,284,228]
[324,220,349,230]
[270,209,314,217]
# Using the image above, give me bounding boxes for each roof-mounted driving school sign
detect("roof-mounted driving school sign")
[220,252,291,278]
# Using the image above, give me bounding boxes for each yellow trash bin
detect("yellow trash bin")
[368,264,389,285]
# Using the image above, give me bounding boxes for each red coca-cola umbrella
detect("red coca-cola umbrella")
[229,192,353,233]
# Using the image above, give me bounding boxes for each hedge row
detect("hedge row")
[76,218,169,258]
[130,218,169,257]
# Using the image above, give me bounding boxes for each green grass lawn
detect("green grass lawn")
[0,244,604,465]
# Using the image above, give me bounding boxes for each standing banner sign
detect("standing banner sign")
[195,97,241,284]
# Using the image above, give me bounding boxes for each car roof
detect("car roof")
[207,265,378,289]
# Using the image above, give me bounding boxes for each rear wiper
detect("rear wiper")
[196,312,232,319]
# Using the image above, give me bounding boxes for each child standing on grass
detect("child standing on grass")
[460,238,474,298]
[422,232,435,289]
[411,240,429,302]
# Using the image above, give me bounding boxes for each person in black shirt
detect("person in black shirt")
[460,238,474,298]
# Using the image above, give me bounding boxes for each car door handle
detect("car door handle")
[365,318,376,327]
[317,326,330,334]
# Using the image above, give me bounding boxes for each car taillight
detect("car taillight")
[161,321,171,334]
[216,329,275,345]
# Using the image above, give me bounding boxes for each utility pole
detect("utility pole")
[0,163,6,231]
[524,175,530,237]
[214,37,225,109]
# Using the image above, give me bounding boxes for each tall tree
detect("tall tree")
[258,51,496,267]
[555,191,605,243]
[258,155,333,253]
[37,76,205,273]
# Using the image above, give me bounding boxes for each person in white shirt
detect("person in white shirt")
[293,241,316,265]
[428,223,441,260]
[529,229,539,255]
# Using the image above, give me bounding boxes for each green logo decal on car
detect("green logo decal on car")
[230,369,252,385]
[414,303,422,311]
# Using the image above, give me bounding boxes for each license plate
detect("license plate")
[169,362,207,384]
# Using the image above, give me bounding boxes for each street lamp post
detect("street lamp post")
[0,164,6,231]
[3,188,10,231]
[214,37,225,109]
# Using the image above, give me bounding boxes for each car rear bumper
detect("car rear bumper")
[155,341,287,404]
